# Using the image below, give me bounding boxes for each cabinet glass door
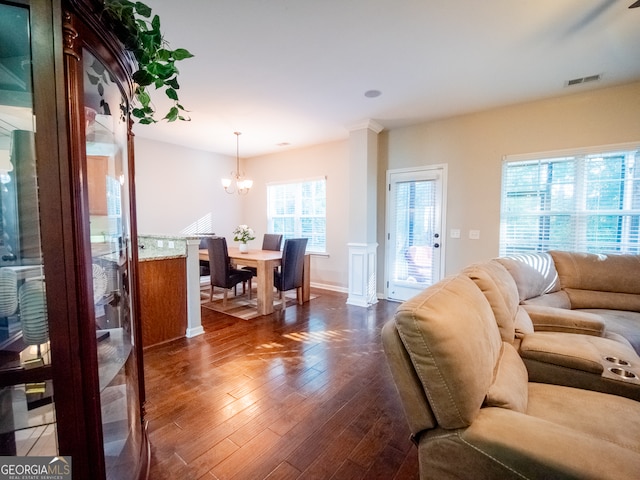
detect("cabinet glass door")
[0,1,55,457]
[83,48,142,478]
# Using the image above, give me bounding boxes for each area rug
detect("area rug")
[200,283,317,320]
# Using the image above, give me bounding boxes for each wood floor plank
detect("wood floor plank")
[297,415,363,478]
[228,391,306,446]
[263,461,301,480]
[210,427,282,480]
[330,458,367,480]
[145,289,419,480]
[188,438,240,479]
[394,447,421,480]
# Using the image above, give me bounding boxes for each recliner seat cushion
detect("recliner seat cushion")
[418,384,640,480]
[580,308,640,355]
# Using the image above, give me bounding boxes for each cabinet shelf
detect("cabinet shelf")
[97,328,132,392]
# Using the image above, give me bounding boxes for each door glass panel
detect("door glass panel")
[387,168,443,301]
[0,2,56,456]
[83,48,141,478]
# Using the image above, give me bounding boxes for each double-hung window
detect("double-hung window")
[267,177,326,253]
[500,145,640,256]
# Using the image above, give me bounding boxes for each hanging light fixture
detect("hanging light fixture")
[221,131,253,195]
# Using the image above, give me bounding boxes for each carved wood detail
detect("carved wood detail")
[62,10,80,61]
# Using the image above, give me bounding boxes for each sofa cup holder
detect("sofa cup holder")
[604,356,631,367]
[608,367,637,380]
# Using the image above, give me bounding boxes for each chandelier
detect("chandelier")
[221,131,253,195]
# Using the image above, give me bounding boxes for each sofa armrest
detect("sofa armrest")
[522,304,605,336]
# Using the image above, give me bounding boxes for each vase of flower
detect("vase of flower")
[233,225,255,254]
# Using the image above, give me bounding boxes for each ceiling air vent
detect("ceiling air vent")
[566,74,601,87]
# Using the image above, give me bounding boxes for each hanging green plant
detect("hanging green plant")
[102,0,194,124]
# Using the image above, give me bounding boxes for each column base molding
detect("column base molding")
[346,242,378,307]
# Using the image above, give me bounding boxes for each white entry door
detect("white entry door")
[386,166,446,301]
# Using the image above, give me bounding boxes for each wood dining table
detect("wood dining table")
[199,246,311,315]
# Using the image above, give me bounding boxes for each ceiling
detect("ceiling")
[62,1,640,157]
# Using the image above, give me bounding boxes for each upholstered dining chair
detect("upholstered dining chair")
[274,238,308,308]
[198,234,215,277]
[207,237,253,306]
[262,233,283,251]
[242,233,283,277]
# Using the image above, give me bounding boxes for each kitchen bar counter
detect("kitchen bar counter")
[137,235,206,346]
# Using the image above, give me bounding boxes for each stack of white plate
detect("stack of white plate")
[93,263,108,304]
[19,280,48,346]
[0,268,18,317]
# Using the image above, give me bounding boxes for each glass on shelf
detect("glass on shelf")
[83,48,142,478]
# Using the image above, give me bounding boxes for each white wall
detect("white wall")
[134,136,352,291]
[134,136,241,237]
[244,140,350,291]
[380,81,640,278]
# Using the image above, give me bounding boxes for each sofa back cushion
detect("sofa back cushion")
[496,252,561,299]
[394,275,513,429]
[550,251,640,293]
[463,260,535,340]
[550,251,640,310]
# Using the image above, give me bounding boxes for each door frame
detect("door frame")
[384,164,448,300]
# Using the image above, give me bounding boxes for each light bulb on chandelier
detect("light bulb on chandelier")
[221,131,253,195]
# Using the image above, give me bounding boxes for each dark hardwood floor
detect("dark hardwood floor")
[143,288,419,480]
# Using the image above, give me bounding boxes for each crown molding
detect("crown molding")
[346,119,384,134]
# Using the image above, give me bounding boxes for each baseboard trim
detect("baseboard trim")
[186,326,205,338]
[310,282,348,294]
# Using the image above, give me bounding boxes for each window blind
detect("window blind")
[267,177,326,253]
[500,146,640,256]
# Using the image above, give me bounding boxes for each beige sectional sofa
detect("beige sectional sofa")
[496,251,640,351]
[382,251,640,478]
[382,273,640,479]
[548,250,640,352]
[465,252,640,400]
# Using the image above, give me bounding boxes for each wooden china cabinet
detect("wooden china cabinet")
[0,0,149,478]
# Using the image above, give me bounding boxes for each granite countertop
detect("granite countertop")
[136,233,217,261]
[139,233,211,241]
[138,234,187,261]
[137,250,185,262]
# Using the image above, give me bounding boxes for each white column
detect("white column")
[185,238,204,337]
[346,120,383,307]
[347,242,378,307]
